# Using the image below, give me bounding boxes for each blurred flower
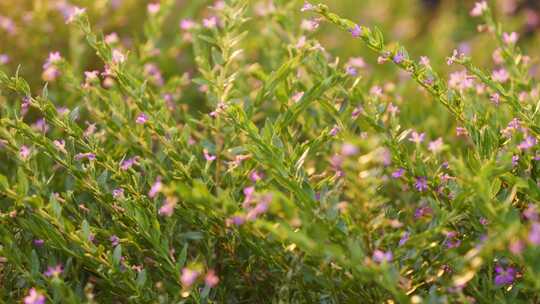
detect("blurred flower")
[518,136,536,150]
[112,49,126,64]
[33,239,45,247]
[492,68,509,83]
[341,143,358,156]
[502,32,519,45]
[512,155,519,167]
[159,197,178,217]
[180,19,196,30]
[528,223,540,245]
[409,131,425,144]
[470,1,488,17]
[372,250,393,263]
[120,156,139,170]
[494,266,516,286]
[75,152,96,161]
[148,177,162,198]
[181,268,199,288]
[0,54,9,65]
[66,6,86,24]
[203,16,219,28]
[112,188,124,199]
[24,288,45,304]
[391,168,405,179]
[53,140,67,154]
[428,138,444,153]
[203,149,217,162]
[19,145,31,160]
[136,113,148,124]
[399,232,410,246]
[44,264,63,277]
[147,3,160,14]
[415,177,428,192]
[300,2,315,12]
[205,270,220,287]
[349,24,361,37]
[393,51,405,64]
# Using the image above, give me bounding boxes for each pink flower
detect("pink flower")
[428,138,444,153]
[66,6,86,24]
[372,250,393,263]
[147,3,160,14]
[518,135,536,150]
[456,127,468,136]
[249,171,263,182]
[180,19,195,30]
[148,177,162,198]
[203,16,218,28]
[20,145,31,160]
[470,1,488,17]
[446,49,463,65]
[448,70,474,91]
[409,131,425,144]
[53,140,67,154]
[24,288,45,304]
[490,93,500,106]
[492,68,509,83]
[44,264,63,277]
[136,113,148,124]
[181,268,199,288]
[159,197,177,217]
[104,32,119,44]
[502,32,519,45]
[203,149,217,162]
[205,269,220,287]
[300,2,315,12]
[528,223,540,245]
[0,53,9,65]
[112,49,126,64]
[341,143,358,156]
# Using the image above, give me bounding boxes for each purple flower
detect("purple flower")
[494,266,516,286]
[329,125,340,136]
[24,288,45,304]
[33,239,45,247]
[523,204,538,221]
[391,168,405,179]
[444,231,461,248]
[110,235,120,246]
[120,156,139,170]
[44,264,63,277]
[392,51,405,64]
[349,24,361,37]
[399,232,410,246]
[75,152,96,161]
[372,250,393,263]
[512,155,519,167]
[415,205,433,218]
[415,177,428,192]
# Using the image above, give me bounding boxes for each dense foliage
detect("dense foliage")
[1,0,540,303]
